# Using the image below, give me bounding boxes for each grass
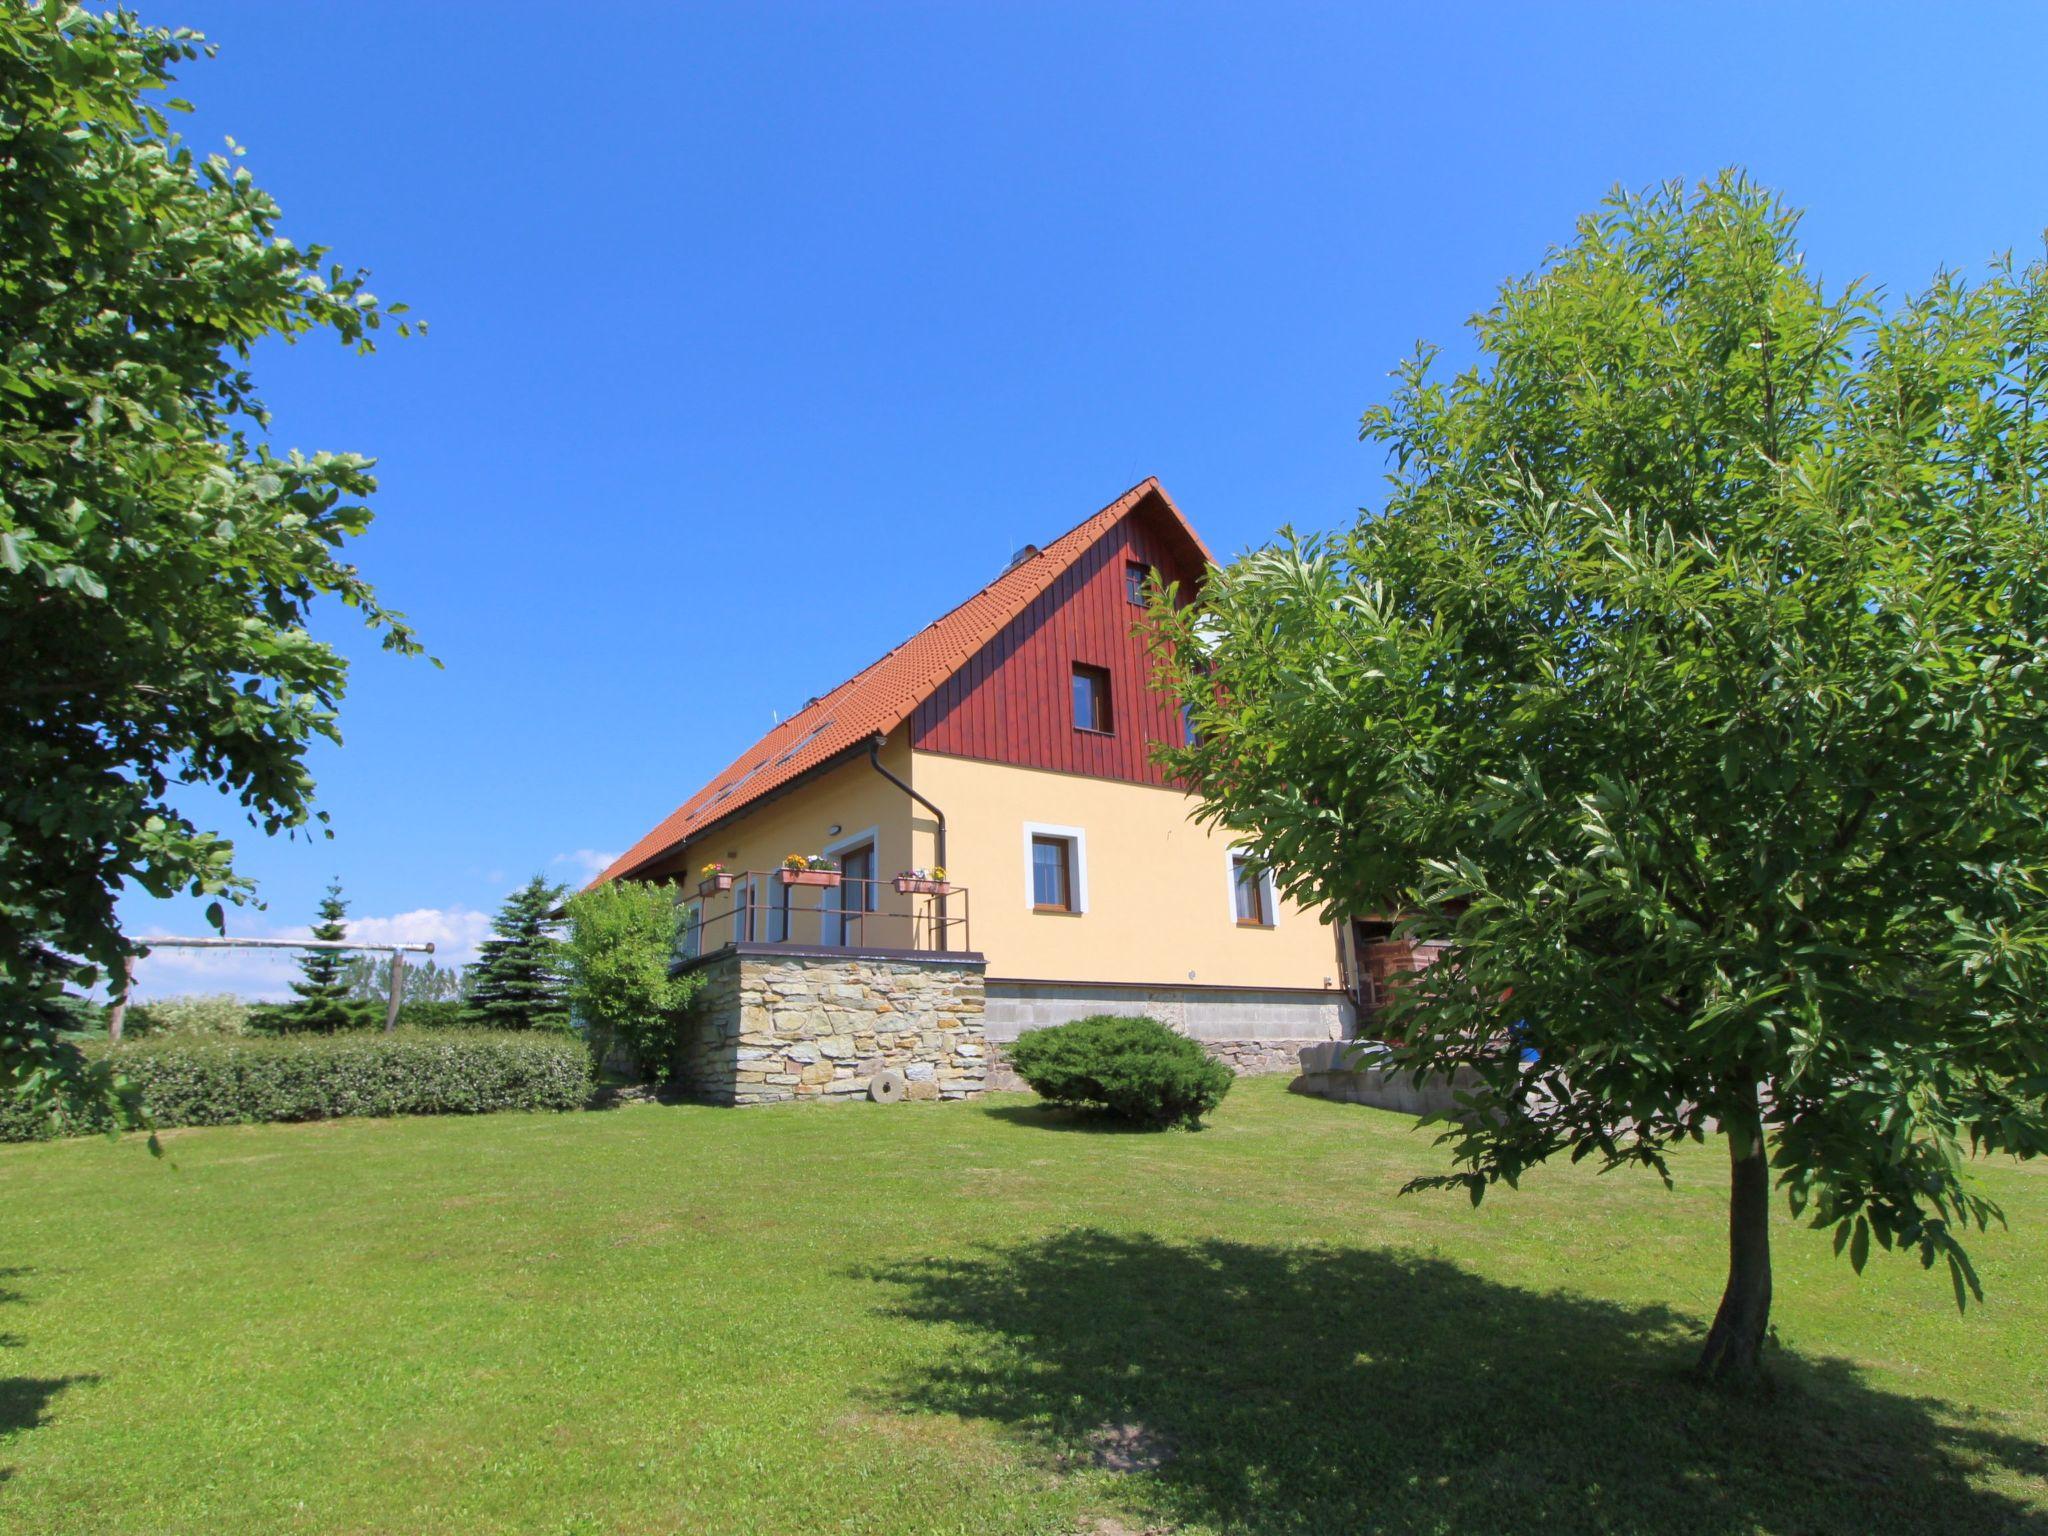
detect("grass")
[0,1078,2043,1535]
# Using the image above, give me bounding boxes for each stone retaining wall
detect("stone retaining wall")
[678,946,988,1106]
[1288,1040,1484,1116]
[1202,1038,1329,1076]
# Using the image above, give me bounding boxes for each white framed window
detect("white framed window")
[679,898,703,961]
[1022,822,1088,914]
[1229,852,1277,929]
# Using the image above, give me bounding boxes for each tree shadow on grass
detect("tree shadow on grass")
[857,1231,2048,1536]
[0,1267,95,1477]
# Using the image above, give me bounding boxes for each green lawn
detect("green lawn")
[1,1078,2042,1535]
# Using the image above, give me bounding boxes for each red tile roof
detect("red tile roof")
[592,477,1209,886]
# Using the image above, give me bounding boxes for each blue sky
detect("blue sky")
[120,1,2048,996]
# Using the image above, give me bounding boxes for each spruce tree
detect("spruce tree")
[286,879,354,1031]
[467,876,570,1031]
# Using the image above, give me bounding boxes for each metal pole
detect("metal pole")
[132,937,435,954]
[384,950,406,1032]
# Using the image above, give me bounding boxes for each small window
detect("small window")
[1232,855,1271,927]
[1032,835,1074,911]
[1071,663,1113,734]
[1180,701,1200,747]
[1125,561,1153,606]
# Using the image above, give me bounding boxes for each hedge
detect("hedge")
[1006,1013,1234,1128]
[1,1029,592,1142]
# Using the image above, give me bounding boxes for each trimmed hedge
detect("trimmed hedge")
[1006,1013,1234,1128]
[1,1030,591,1142]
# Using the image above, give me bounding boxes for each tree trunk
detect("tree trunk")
[1696,1076,1772,1385]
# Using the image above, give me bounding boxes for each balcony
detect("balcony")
[679,871,970,964]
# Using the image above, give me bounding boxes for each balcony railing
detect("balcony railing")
[679,871,970,961]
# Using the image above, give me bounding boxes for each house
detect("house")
[590,477,1363,1103]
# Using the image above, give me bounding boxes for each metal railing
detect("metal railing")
[679,872,969,960]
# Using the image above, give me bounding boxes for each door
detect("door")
[831,843,875,946]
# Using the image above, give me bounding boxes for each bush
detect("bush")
[397,999,481,1031]
[246,997,387,1034]
[1006,1014,1234,1128]
[0,1030,591,1142]
[563,880,701,1083]
[124,992,248,1037]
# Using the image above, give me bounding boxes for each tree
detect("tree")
[1151,175,2048,1384]
[467,876,570,1031]
[342,953,463,1005]
[562,881,701,1083]
[286,879,353,1030]
[0,9,421,1122]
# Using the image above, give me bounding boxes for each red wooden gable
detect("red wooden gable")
[911,503,1203,784]
[596,480,1211,885]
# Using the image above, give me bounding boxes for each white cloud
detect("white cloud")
[552,849,620,881]
[127,905,495,1002]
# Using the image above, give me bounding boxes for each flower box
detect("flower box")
[893,877,954,896]
[698,873,734,896]
[778,868,841,889]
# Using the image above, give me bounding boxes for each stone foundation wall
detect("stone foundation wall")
[678,946,988,1106]
[1202,1038,1328,1076]
[1289,1040,1484,1116]
[984,981,1352,1043]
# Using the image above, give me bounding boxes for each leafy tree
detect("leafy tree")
[562,881,701,1083]
[1152,175,2048,1383]
[341,953,463,1005]
[0,10,421,1121]
[468,876,570,1031]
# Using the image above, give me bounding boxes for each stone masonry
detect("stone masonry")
[677,946,988,1106]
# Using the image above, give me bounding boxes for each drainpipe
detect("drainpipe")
[868,734,950,949]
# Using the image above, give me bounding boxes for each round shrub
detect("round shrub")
[1006,1014,1233,1128]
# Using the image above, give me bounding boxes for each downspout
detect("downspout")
[868,733,951,950]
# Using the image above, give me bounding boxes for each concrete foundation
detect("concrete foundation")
[984,980,1352,1043]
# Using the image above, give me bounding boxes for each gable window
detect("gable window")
[1125,561,1153,607]
[1071,663,1113,734]
[1232,855,1274,928]
[1024,823,1088,914]
[1181,701,1200,747]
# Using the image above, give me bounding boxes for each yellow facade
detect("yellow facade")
[634,726,1342,993]
[906,750,1343,990]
